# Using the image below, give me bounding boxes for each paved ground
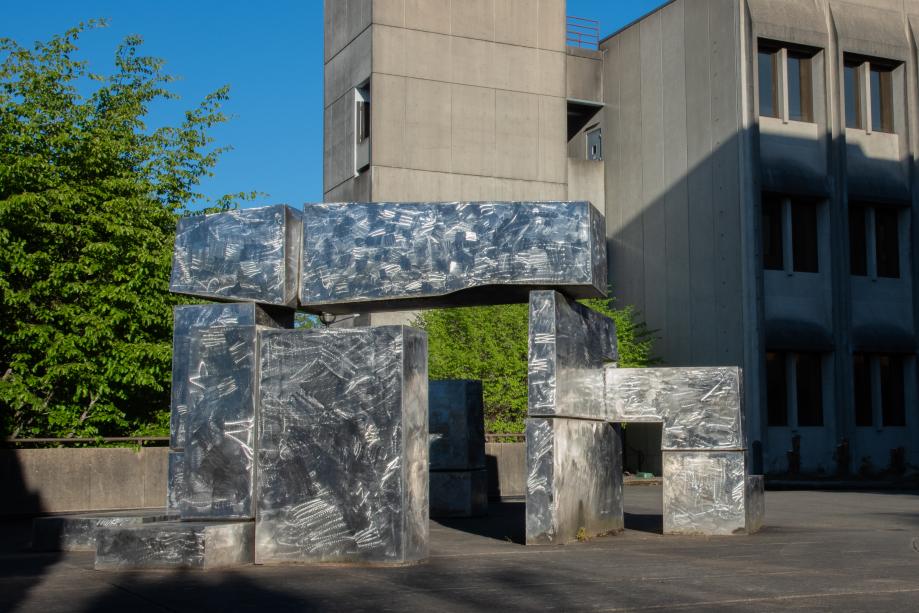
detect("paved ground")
[2,487,918,612]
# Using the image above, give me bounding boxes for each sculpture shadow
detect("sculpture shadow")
[432,500,526,545]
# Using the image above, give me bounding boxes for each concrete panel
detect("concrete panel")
[325,90,355,192]
[537,49,566,98]
[325,26,372,109]
[325,0,372,62]
[458,174,498,200]
[567,159,604,212]
[747,0,827,49]
[452,36,495,89]
[567,52,602,102]
[451,0,494,41]
[846,130,909,201]
[90,450,146,511]
[537,0,565,51]
[759,119,829,197]
[451,84,496,176]
[373,0,404,27]
[830,0,910,60]
[372,24,404,76]
[143,447,168,508]
[495,90,539,180]
[371,166,460,201]
[495,0,538,47]
[494,43,539,94]
[403,29,449,81]
[371,73,406,168]
[404,0,451,34]
[538,95,567,184]
[485,442,525,498]
[493,177,566,200]
[404,78,452,173]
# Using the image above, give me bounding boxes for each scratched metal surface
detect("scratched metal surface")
[527,290,618,420]
[662,451,753,535]
[255,326,428,565]
[94,521,254,570]
[525,417,623,545]
[31,512,172,552]
[170,303,292,450]
[604,367,745,450]
[170,205,302,306]
[746,475,765,533]
[180,326,258,520]
[429,380,485,471]
[300,202,607,313]
[429,469,488,518]
[167,450,184,513]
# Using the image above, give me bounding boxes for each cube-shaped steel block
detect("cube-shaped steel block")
[430,470,488,518]
[525,417,623,545]
[429,380,485,471]
[605,367,745,450]
[662,451,764,535]
[300,201,607,313]
[32,512,173,552]
[170,303,293,450]
[95,521,254,570]
[255,326,428,565]
[528,290,617,420]
[166,451,184,513]
[170,205,302,306]
[180,326,258,520]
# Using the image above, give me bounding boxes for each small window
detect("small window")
[879,355,906,426]
[757,41,817,123]
[844,62,863,129]
[762,193,821,273]
[586,127,602,161]
[787,52,813,122]
[849,205,868,276]
[852,353,872,426]
[791,202,818,273]
[762,194,784,270]
[845,56,897,133]
[766,351,788,426]
[795,353,824,426]
[875,208,900,278]
[850,203,903,279]
[758,49,779,118]
[870,66,894,134]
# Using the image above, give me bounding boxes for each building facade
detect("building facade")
[324,0,919,476]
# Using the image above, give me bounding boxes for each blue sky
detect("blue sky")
[4,1,666,208]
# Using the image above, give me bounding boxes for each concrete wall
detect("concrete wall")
[485,442,525,498]
[2,448,168,517]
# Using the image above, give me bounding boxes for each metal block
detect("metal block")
[525,417,623,545]
[180,326,258,520]
[167,450,184,513]
[300,201,607,314]
[255,326,428,565]
[429,380,485,470]
[170,303,293,449]
[95,521,254,570]
[662,451,763,535]
[170,205,302,306]
[528,290,617,420]
[746,475,765,534]
[604,367,744,450]
[430,470,488,518]
[32,511,173,552]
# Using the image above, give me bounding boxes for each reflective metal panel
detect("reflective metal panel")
[170,205,302,306]
[429,380,485,471]
[528,290,617,420]
[525,417,623,545]
[746,475,765,534]
[255,326,428,565]
[300,202,607,313]
[662,450,752,535]
[430,469,488,518]
[180,326,258,520]
[95,521,254,570]
[167,451,184,513]
[604,367,744,450]
[32,512,172,552]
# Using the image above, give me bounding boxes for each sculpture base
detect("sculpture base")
[32,511,175,552]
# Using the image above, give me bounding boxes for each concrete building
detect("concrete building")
[323,0,919,477]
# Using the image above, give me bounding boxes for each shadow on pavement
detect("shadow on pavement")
[433,500,526,544]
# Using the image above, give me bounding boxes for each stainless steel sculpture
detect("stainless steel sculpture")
[170,205,303,306]
[95,521,255,569]
[300,201,607,313]
[32,511,173,552]
[255,326,428,565]
[429,380,487,518]
[166,450,184,513]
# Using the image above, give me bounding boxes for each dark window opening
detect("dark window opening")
[844,63,863,129]
[880,355,906,426]
[853,353,872,426]
[758,49,778,118]
[875,207,900,278]
[762,194,784,270]
[787,52,813,122]
[849,205,868,276]
[795,353,824,426]
[586,127,602,161]
[766,351,788,426]
[791,202,819,273]
[870,66,894,133]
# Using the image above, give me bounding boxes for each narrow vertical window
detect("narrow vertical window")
[880,355,906,426]
[758,49,778,118]
[762,194,784,270]
[875,207,900,278]
[870,66,894,133]
[852,353,872,426]
[787,53,813,122]
[791,202,819,273]
[844,63,863,129]
[849,204,868,276]
[795,353,824,426]
[586,127,602,161]
[766,351,788,426]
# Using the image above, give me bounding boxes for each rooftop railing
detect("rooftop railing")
[567,15,600,50]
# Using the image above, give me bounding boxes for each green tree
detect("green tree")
[0,22,248,439]
[417,291,656,434]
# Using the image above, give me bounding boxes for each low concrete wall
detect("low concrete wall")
[1,447,168,516]
[486,442,525,499]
